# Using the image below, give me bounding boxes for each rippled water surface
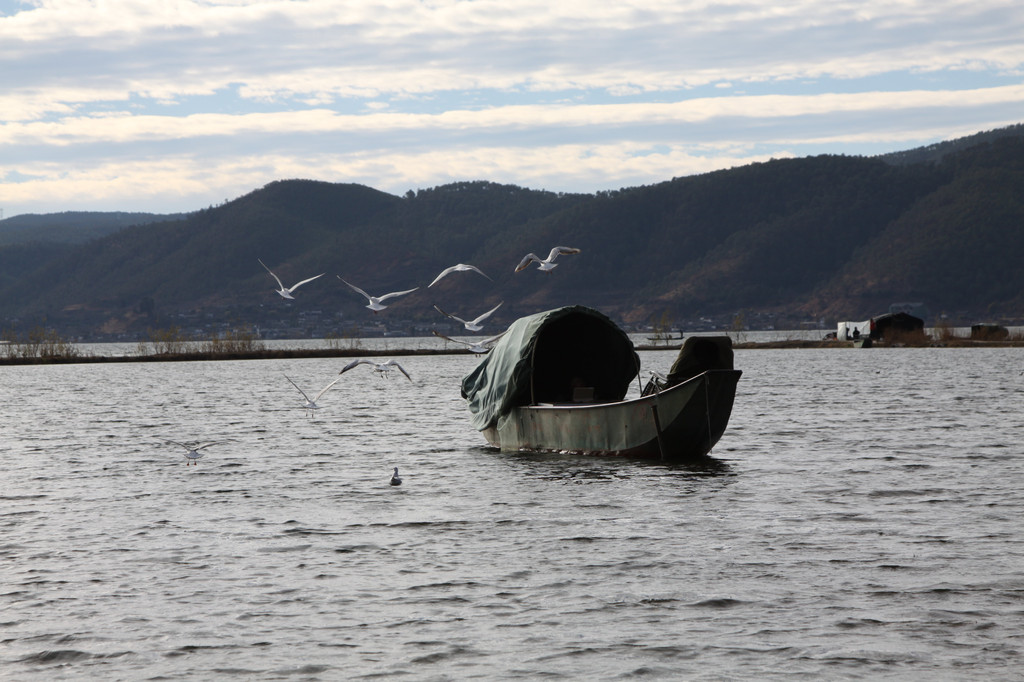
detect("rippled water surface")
[2,347,1023,680]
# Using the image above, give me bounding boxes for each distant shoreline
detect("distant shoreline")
[0,346,451,366]
[2,337,1021,365]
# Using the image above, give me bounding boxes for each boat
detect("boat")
[460,306,742,461]
[836,311,924,346]
[644,311,682,345]
[644,329,683,345]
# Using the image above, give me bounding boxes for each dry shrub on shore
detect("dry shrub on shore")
[1,327,80,360]
[196,329,265,355]
[136,327,265,357]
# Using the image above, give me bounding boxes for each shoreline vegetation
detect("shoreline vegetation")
[2,326,1023,366]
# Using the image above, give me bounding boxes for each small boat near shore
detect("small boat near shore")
[460,306,742,461]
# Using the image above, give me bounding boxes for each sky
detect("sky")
[1,0,1022,217]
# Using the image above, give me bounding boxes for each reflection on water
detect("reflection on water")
[1,347,1023,679]
[502,449,735,484]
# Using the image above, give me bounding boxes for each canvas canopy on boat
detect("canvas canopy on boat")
[641,335,734,395]
[460,306,641,431]
[666,336,734,383]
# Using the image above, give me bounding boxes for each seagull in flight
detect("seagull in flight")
[390,467,403,486]
[339,277,418,312]
[515,246,581,272]
[433,302,502,332]
[259,258,325,299]
[428,263,492,288]
[432,329,507,354]
[340,359,412,381]
[285,374,343,418]
[167,440,221,466]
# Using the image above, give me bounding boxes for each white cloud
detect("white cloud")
[4,85,1023,147]
[3,0,1022,113]
[0,143,783,212]
[1,0,1023,213]
[4,103,1019,213]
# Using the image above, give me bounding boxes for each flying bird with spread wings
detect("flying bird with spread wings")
[339,359,413,381]
[428,263,492,288]
[285,374,343,418]
[514,246,580,272]
[516,244,581,270]
[339,277,418,312]
[432,329,507,354]
[433,302,503,332]
[259,259,325,299]
[167,440,222,466]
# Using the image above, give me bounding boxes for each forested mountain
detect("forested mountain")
[0,211,187,246]
[878,123,1024,166]
[2,125,1023,339]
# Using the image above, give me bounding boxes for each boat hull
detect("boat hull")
[481,369,742,461]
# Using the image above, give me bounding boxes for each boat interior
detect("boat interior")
[529,313,638,405]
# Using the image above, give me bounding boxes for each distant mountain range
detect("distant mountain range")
[2,123,1023,339]
[0,211,188,247]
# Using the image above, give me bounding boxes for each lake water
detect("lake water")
[2,347,1023,680]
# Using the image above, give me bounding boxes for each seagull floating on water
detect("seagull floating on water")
[285,374,343,418]
[432,329,507,354]
[340,358,412,381]
[428,263,492,288]
[433,302,502,332]
[515,246,581,272]
[390,467,402,486]
[167,440,221,466]
[339,277,418,312]
[259,258,325,299]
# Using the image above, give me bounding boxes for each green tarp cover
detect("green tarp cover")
[461,306,641,431]
[667,336,734,384]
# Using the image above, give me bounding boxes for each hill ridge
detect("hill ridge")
[2,124,1023,338]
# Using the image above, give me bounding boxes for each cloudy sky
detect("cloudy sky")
[1,0,1022,216]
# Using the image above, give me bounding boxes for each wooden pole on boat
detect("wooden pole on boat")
[634,352,644,395]
[651,403,667,461]
[703,373,714,456]
[529,337,537,405]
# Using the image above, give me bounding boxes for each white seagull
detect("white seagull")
[285,374,343,418]
[339,277,418,312]
[167,440,221,466]
[259,258,325,299]
[428,263,492,288]
[390,467,402,486]
[432,329,507,354]
[515,246,581,272]
[433,302,502,332]
[340,359,412,381]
